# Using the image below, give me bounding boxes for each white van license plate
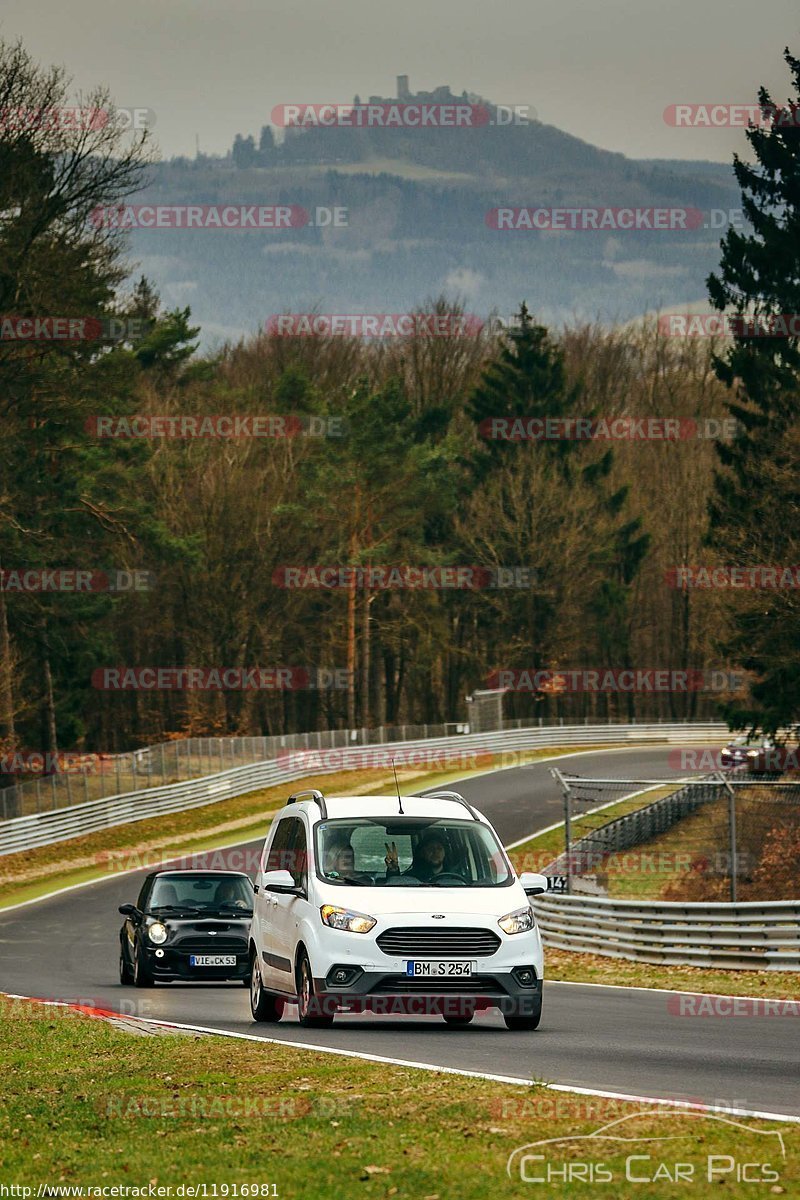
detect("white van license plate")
[190,954,237,967]
[405,960,474,977]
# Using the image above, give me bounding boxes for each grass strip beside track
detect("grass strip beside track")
[1,996,797,1198]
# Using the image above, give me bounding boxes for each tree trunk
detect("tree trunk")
[40,620,57,755]
[361,589,371,727]
[0,561,16,744]
[346,489,360,728]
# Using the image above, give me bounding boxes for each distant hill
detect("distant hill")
[124,78,742,346]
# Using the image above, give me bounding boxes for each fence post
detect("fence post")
[552,767,572,895]
[716,772,738,903]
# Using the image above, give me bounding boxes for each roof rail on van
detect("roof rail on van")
[424,790,480,820]
[287,788,328,820]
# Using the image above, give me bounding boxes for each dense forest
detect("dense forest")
[1,38,798,758]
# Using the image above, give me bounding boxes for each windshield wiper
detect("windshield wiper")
[338,875,369,886]
[149,904,205,915]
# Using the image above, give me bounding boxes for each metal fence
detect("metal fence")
[548,776,721,883]
[0,721,727,855]
[546,772,800,903]
[532,894,800,970]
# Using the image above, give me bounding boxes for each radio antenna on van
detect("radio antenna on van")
[391,758,404,814]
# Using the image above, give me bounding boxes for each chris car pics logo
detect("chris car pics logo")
[507,1111,786,1185]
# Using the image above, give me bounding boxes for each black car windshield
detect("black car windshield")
[148,874,253,912]
[315,817,514,888]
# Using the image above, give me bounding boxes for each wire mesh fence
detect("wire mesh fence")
[549,770,800,902]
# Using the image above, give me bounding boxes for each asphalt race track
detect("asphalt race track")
[2,746,799,1119]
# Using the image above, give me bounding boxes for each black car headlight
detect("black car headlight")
[147,921,168,945]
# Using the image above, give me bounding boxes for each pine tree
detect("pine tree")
[706,47,800,736]
[466,306,649,716]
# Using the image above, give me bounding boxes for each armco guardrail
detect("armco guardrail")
[0,721,727,855]
[0,716,722,821]
[532,894,800,970]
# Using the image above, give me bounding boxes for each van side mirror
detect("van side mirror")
[519,872,549,896]
[261,869,301,895]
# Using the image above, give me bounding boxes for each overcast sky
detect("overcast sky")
[2,0,799,162]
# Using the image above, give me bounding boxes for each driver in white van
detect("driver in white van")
[384,832,452,881]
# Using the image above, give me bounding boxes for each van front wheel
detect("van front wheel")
[297,953,334,1028]
[503,996,542,1031]
[250,951,284,1023]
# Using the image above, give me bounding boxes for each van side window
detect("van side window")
[289,821,308,891]
[265,817,295,873]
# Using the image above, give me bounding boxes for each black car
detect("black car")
[119,869,253,987]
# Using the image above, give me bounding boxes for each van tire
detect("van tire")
[250,950,284,1022]
[297,952,334,1028]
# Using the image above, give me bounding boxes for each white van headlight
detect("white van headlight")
[498,907,535,935]
[147,921,168,944]
[320,905,376,934]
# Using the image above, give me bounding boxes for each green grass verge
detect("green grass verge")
[544,948,800,1000]
[1,996,796,1197]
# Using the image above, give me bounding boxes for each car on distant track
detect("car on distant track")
[248,788,548,1031]
[119,869,253,987]
[720,734,771,770]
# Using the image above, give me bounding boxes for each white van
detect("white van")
[249,789,547,1030]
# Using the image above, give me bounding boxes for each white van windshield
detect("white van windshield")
[315,817,514,888]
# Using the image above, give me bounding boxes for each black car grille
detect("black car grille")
[369,975,505,995]
[174,937,247,953]
[376,927,501,957]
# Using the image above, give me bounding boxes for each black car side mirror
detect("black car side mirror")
[118,904,141,918]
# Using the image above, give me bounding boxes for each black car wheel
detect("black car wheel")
[443,1012,474,1026]
[503,995,542,1031]
[133,941,155,988]
[119,943,134,985]
[297,952,334,1028]
[250,951,284,1022]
